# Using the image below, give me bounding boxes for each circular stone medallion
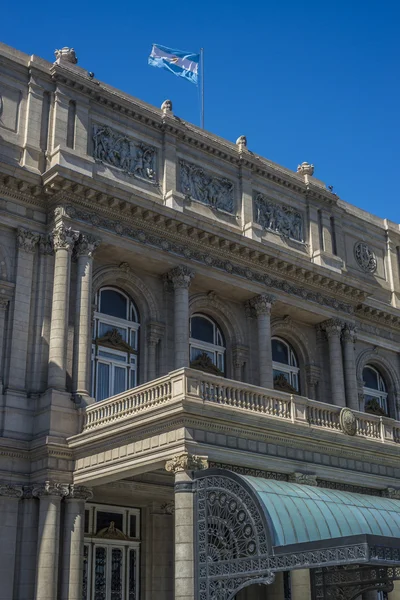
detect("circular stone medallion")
[354,241,377,273]
[340,407,357,436]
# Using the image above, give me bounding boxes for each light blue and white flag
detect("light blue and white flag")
[148,44,199,85]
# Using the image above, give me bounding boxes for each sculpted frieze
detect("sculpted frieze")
[180,159,234,213]
[254,193,304,243]
[93,125,157,184]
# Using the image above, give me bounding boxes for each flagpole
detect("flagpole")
[200,47,204,129]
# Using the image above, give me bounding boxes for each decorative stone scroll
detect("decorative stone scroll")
[354,241,377,273]
[180,159,234,213]
[93,125,157,184]
[254,193,304,242]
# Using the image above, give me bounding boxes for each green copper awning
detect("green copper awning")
[242,476,400,547]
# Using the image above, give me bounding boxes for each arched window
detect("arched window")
[363,365,388,416]
[272,337,300,393]
[189,314,225,375]
[91,287,140,401]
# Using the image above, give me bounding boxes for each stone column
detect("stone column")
[0,484,23,600]
[165,453,208,600]
[389,579,400,599]
[233,345,248,382]
[33,481,68,600]
[15,486,39,600]
[7,228,39,391]
[48,225,79,390]
[342,324,359,411]
[72,234,100,397]
[252,294,275,389]
[322,319,346,407]
[0,298,9,392]
[149,502,175,600]
[291,569,311,600]
[168,266,195,370]
[60,485,93,600]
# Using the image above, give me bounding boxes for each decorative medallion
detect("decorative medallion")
[354,241,377,273]
[339,407,357,436]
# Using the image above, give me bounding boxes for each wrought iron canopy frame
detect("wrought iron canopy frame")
[194,469,400,600]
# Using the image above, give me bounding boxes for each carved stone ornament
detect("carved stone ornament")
[93,124,157,183]
[96,520,128,540]
[38,234,54,255]
[52,225,80,251]
[383,488,400,500]
[273,373,297,394]
[67,484,93,501]
[236,135,247,150]
[288,472,318,486]
[0,297,9,310]
[254,193,304,243]
[160,502,175,515]
[17,228,40,253]
[354,241,377,273]
[168,265,195,289]
[180,159,234,213]
[75,233,101,258]
[0,484,23,498]
[339,407,357,436]
[297,161,314,177]
[95,327,135,353]
[54,47,78,64]
[161,99,173,114]
[32,481,69,498]
[251,293,275,316]
[165,452,209,473]
[322,318,345,337]
[190,352,224,376]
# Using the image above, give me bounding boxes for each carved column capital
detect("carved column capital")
[38,234,54,255]
[288,472,318,487]
[251,294,276,316]
[168,265,195,289]
[0,483,24,498]
[52,224,80,252]
[342,324,357,343]
[17,228,40,253]
[0,297,9,310]
[66,484,93,501]
[322,318,345,338]
[165,452,208,473]
[32,481,69,498]
[75,233,101,258]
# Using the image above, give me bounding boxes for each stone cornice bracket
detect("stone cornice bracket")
[32,481,69,498]
[251,293,276,316]
[52,224,80,252]
[67,484,93,501]
[75,233,101,258]
[0,483,24,498]
[17,228,40,253]
[321,318,345,338]
[297,162,315,185]
[38,234,54,255]
[167,265,195,289]
[343,323,357,343]
[288,472,318,487]
[165,452,208,473]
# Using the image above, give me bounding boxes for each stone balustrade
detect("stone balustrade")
[81,368,400,445]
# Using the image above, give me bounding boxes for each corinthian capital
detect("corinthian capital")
[75,233,101,258]
[251,294,275,316]
[165,452,208,473]
[17,228,40,253]
[0,483,23,498]
[52,225,80,251]
[32,480,69,498]
[168,265,195,289]
[342,323,357,343]
[322,318,344,338]
[38,234,54,255]
[66,484,93,501]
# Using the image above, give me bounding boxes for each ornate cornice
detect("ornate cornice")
[165,452,208,473]
[288,472,318,486]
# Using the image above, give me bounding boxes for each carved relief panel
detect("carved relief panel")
[254,192,304,243]
[180,159,234,213]
[92,124,157,184]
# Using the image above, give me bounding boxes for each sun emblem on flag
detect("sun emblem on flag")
[168,56,179,64]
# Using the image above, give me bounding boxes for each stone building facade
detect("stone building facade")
[1,42,400,600]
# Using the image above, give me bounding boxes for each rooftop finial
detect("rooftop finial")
[161,99,173,115]
[297,161,314,183]
[54,47,78,65]
[236,135,247,151]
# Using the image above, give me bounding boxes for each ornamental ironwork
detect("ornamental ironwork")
[93,125,157,184]
[180,159,234,213]
[354,241,377,273]
[311,565,400,600]
[254,193,304,243]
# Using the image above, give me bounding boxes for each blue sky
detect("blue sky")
[2,0,399,221]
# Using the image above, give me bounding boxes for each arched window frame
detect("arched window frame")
[91,287,140,401]
[272,336,300,393]
[189,313,226,375]
[363,365,388,416]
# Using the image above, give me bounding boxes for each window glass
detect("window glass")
[191,316,214,343]
[272,337,299,393]
[189,314,226,376]
[272,339,289,364]
[96,511,124,535]
[363,366,379,390]
[100,289,127,319]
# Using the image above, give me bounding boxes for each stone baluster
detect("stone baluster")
[168,266,195,369]
[322,319,346,407]
[48,225,79,390]
[165,453,208,600]
[72,234,100,398]
[33,481,68,600]
[0,298,9,393]
[342,324,360,411]
[0,484,23,600]
[252,294,275,389]
[7,228,39,391]
[60,485,93,600]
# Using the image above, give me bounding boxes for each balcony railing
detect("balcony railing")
[82,368,400,445]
